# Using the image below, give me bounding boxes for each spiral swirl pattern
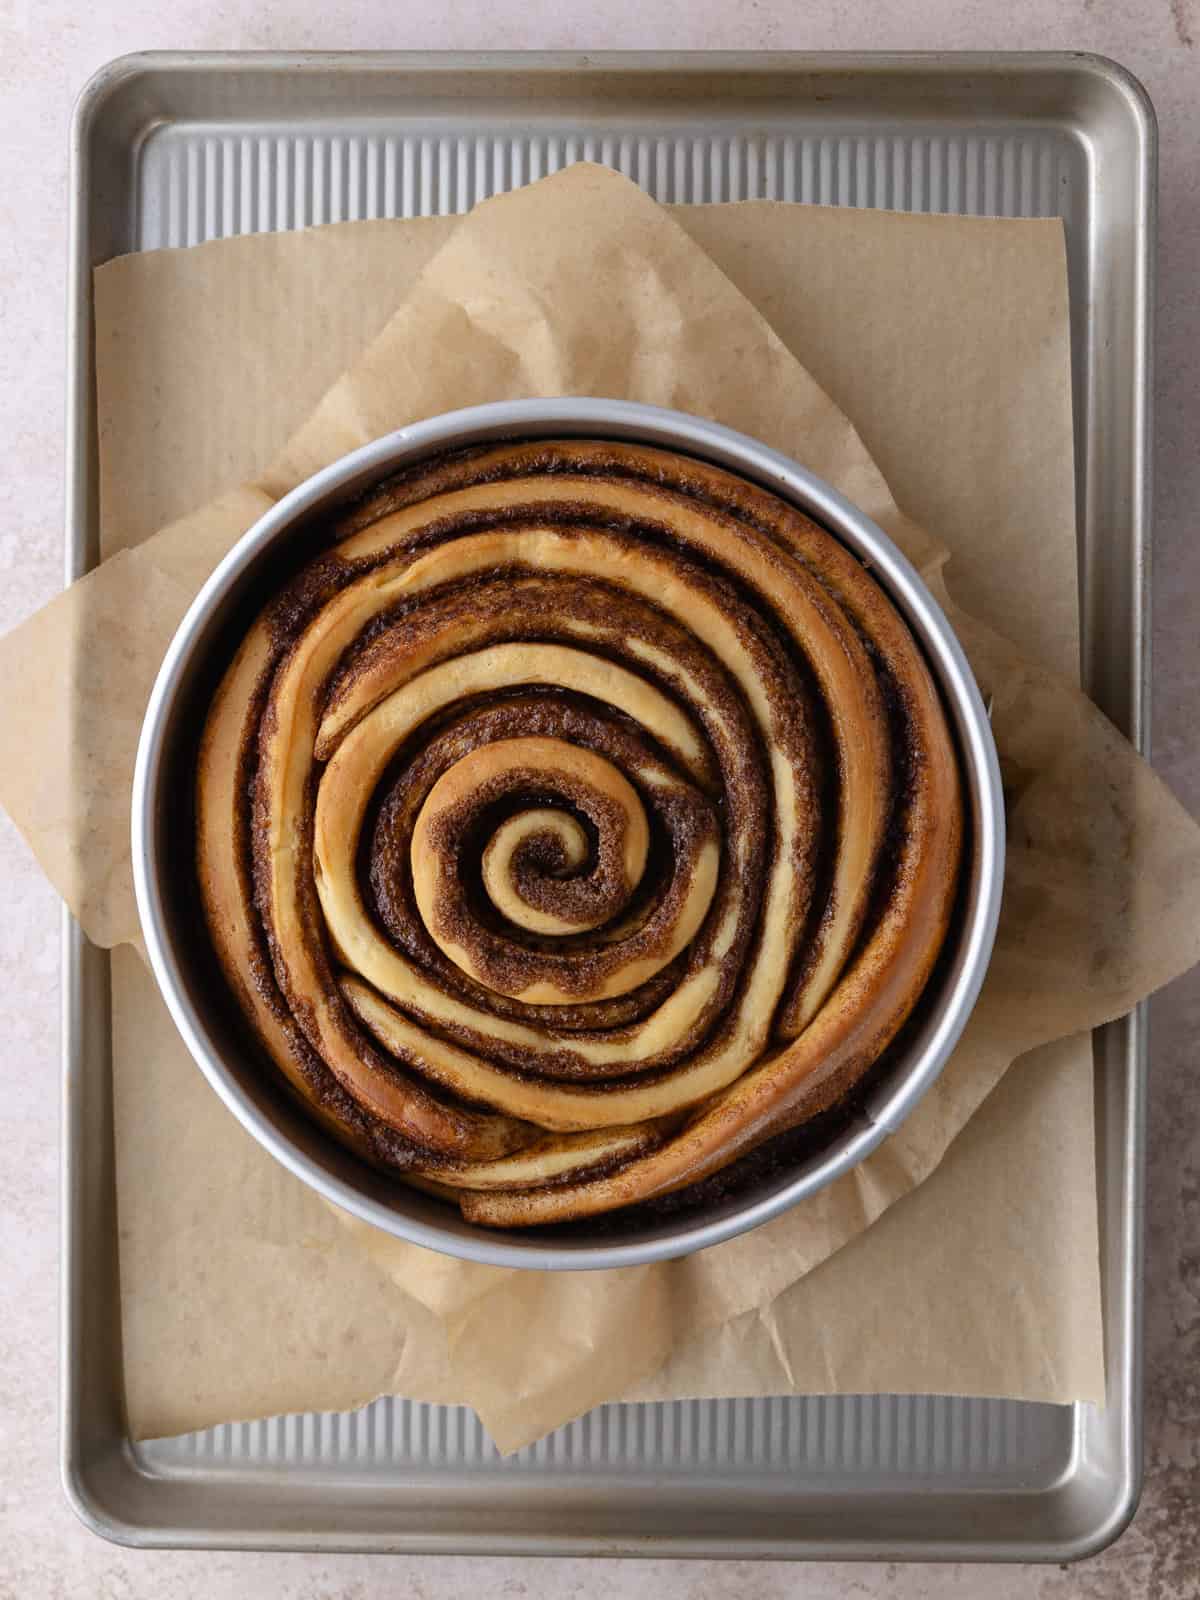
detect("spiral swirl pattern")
[197,440,962,1227]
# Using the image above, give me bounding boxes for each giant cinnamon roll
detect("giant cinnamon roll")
[196,440,963,1227]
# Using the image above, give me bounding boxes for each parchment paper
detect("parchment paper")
[4,164,1200,1453]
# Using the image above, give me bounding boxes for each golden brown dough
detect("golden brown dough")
[196,440,962,1225]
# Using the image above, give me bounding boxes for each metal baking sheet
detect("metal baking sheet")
[62,50,1155,1561]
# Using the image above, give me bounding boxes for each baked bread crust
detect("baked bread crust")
[196,441,962,1227]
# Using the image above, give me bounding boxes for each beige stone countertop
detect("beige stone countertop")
[1,5,1196,1597]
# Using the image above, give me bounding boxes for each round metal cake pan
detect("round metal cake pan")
[132,398,1004,1271]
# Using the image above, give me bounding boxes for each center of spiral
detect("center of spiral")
[482,809,596,935]
[410,737,654,1002]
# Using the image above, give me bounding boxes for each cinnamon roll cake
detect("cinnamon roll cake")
[196,440,963,1228]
